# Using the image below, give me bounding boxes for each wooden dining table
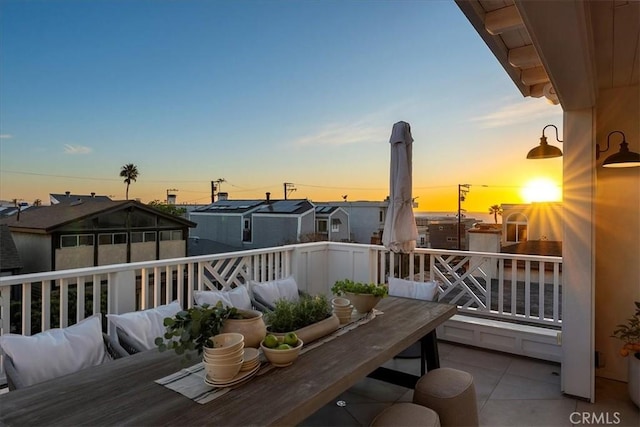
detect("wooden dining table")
[0,297,456,426]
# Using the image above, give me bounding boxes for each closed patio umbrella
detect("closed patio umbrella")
[382,121,418,253]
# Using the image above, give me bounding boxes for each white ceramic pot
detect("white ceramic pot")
[630,352,640,408]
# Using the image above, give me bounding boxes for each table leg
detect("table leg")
[424,330,440,371]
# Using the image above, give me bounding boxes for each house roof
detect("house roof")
[254,199,315,215]
[50,193,113,204]
[193,199,265,214]
[0,224,22,271]
[315,205,340,216]
[1,200,195,233]
[501,240,562,257]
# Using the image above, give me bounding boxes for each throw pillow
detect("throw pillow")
[0,314,108,389]
[194,286,252,310]
[251,276,299,307]
[388,277,439,301]
[107,300,182,351]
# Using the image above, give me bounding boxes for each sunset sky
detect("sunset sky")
[0,0,563,213]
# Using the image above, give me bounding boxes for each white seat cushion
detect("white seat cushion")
[194,286,252,310]
[107,300,182,351]
[251,276,299,307]
[388,277,439,301]
[0,314,108,388]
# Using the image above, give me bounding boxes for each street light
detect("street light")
[457,184,470,250]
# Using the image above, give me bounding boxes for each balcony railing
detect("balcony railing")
[0,242,562,373]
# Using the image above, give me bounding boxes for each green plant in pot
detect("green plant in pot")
[331,279,388,313]
[155,302,243,360]
[264,294,338,344]
[611,301,640,408]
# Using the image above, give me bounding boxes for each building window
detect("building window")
[505,213,528,243]
[98,233,127,245]
[317,220,328,233]
[379,210,384,223]
[60,234,94,248]
[160,230,183,241]
[331,218,341,232]
[131,231,157,243]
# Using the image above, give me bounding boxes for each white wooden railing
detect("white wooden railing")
[0,242,562,338]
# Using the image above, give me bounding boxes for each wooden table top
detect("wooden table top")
[0,297,456,426]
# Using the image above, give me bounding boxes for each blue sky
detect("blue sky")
[0,0,563,211]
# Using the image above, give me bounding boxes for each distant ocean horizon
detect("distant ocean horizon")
[415,211,497,224]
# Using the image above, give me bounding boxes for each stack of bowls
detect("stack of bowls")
[202,332,245,381]
[331,297,353,324]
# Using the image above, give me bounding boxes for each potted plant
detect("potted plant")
[265,294,339,344]
[155,302,248,360]
[611,301,640,408]
[331,279,388,313]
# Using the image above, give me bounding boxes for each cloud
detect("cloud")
[64,144,92,154]
[470,98,561,129]
[0,134,13,139]
[291,121,387,147]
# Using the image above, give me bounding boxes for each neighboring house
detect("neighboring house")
[189,196,316,250]
[501,202,563,246]
[0,224,22,276]
[314,200,388,244]
[314,206,349,242]
[1,200,195,273]
[427,217,479,250]
[188,199,265,250]
[251,199,316,247]
[50,192,112,205]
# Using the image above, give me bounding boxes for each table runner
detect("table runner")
[155,309,381,404]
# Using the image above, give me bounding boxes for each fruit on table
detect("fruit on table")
[263,334,279,349]
[277,344,292,350]
[283,332,298,346]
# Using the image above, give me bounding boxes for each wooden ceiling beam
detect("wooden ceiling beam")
[485,5,523,35]
[521,66,550,85]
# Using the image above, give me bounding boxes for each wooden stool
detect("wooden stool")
[370,403,441,427]
[413,368,479,427]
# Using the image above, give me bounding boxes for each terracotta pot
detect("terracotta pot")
[346,292,381,313]
[221,309,266,349]
[630,352,640,408]
[271,314,340,344]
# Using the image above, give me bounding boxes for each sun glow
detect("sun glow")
[521,178,562,203]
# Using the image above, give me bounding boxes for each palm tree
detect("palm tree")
[488,204,503,224]
[120,163,139,200]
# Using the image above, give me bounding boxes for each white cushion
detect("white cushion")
[251,276,299,306]
[0,314,108,388]
[388,277,439,301]
[107,300,182,351]
[194,286,252,310]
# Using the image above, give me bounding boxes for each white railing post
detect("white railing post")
[109,270,136,316]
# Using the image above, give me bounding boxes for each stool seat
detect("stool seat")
[370,402,440,427]
[413,368,478,427]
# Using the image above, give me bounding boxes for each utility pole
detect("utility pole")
[284,182,296,200]
[457,184,470,250]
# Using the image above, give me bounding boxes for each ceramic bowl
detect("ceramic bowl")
[260,338,304,367]
[203,348,244,364]
[203,333,244,356]
[331,297,351,308]
[203,359,243,381]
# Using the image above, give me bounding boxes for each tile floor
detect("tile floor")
[300,342,640,427]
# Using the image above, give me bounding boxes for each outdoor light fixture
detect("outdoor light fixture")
[596,131,640,168]
[526,124,563,159]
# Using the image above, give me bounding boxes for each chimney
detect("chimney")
[65,191,71,197]
[91,192,95,198]
[266,192,271,203]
